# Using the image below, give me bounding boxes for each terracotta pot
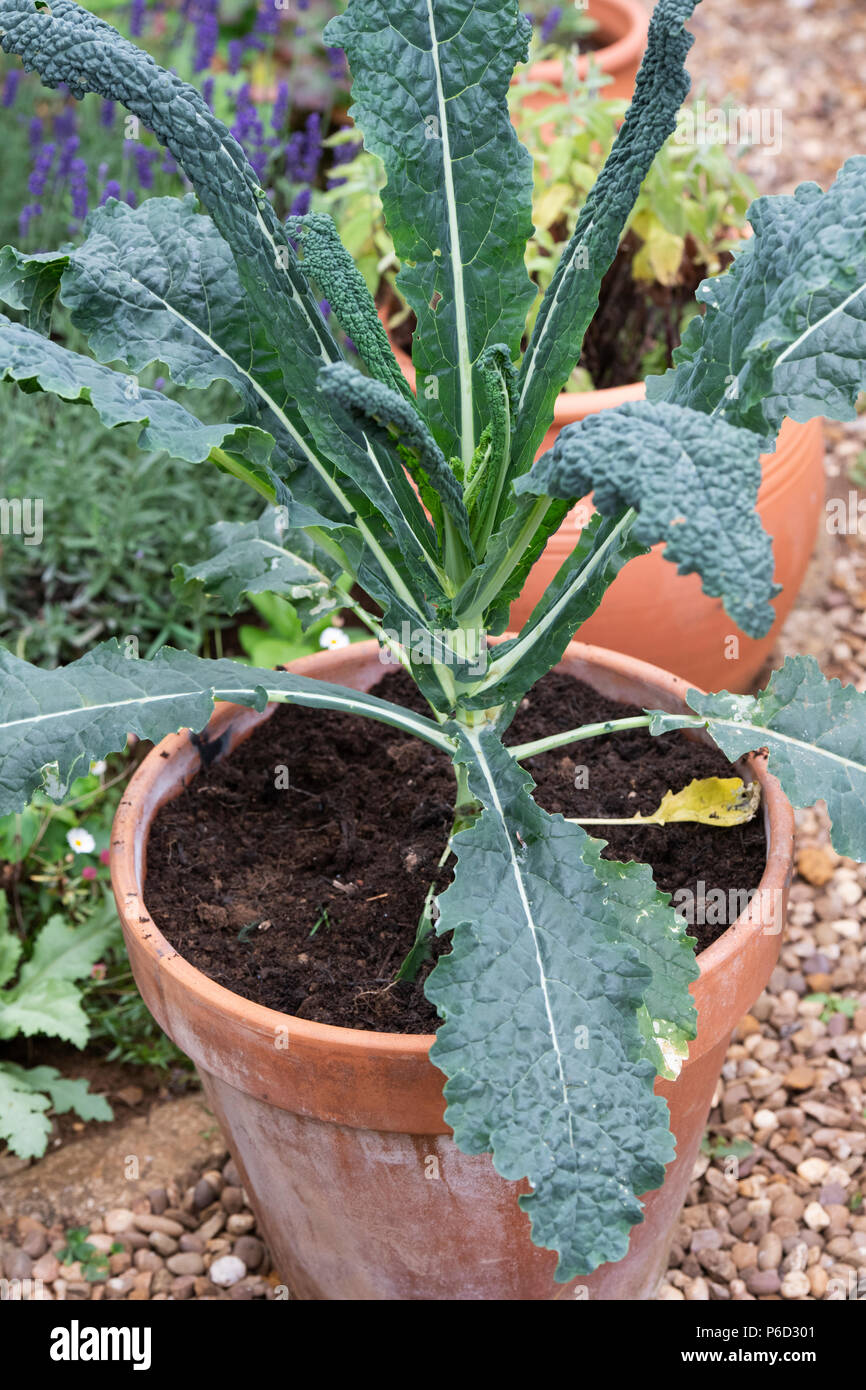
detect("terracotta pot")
[520,0,650,106]
[507,383,826,693]
[382,320,826,693]
[111,640,793,1300]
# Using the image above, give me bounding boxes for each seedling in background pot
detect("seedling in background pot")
[1,0,866,1279]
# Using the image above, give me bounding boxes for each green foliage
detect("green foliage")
[237,591,367,669]
[325,0,536,469]
[0,889,116,1157]
[648,656,866,860]
[517,399,779,637]
[324,87,754,393]
[803,992,857,1025]
[701,1133,753,1161]
[58,1225,123,1282]
[512,0,702,475]
[0,374,262,667]
[427,730,697,1279]
[513,85,754,295]
[1,0,866,1281]
[648,157,866,439]
[0,891,118,1047]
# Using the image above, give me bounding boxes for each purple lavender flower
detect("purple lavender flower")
[201,76,215,110]
[319,299,331,320]
[327,137,361,189]
[161,149,179,175]
[153,377,166,391]
[28,116,43,150]
[541,6,564,43]
[19,203,42,238]
[100,99,116,128]
[57,135,81,181]
[2,70,21,108]
[228,38,244,75]
[53,104,78,141]
[135,144,157,189]
[129,0,146,37]
[125,189,138,208]
[231,84,267,179]
[193,1,218,73]
[301,113,322,183]
[28,142,56,198]
[289,187,312,217]
[253,0,278,39]
[100,179,122,206]
[271,80,290,136]
[285,112,322,186]
[284,131,304,183]
[69,157,89,220]
[326,47,346,82]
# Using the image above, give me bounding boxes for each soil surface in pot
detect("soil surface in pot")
[144,670,766,1033]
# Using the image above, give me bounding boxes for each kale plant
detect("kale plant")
[1,0,866,1278]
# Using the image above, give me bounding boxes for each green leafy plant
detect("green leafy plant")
[0,889,115,1157]
[0,373,262,667]
[58,1224,122,1281]
[0,759,191,1099]
[324,79,755,390]
[1,0,866,1279]
[175,509,369,666]
[803,992,858,1025]
[700,1134,753,1162]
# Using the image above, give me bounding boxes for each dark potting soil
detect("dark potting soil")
[144,670,767,1034]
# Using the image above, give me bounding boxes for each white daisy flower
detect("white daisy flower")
[319,627,350,650]
[89,760,108,777]
[66,828,96,855]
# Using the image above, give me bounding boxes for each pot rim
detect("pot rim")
[111,640,794,1065]
[525,0,649,82]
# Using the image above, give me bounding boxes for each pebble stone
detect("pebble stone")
[208,1255,247,1288]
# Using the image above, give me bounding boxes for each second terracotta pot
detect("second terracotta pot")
[111,641,794,1301]
[521,0,650,105]
[507,384,826,692]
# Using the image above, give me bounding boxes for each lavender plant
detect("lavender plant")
[0,0,349,247]
[1,0,866,1278]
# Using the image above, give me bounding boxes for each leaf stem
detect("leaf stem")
[566,814,665,827]
[510,714,656,761]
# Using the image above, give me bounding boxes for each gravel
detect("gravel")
[0,1150,281,1301]
[656,0,866,1305]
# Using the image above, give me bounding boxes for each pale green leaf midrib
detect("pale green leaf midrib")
[773,277,866,366]
[707,713,866,777]
[425,0,474,470]
[466,730,574,1142]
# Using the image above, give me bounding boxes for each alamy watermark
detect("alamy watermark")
[672,880,785,935]
[674,100,783,155]
[379,622,488,677]
[0,496,43,545]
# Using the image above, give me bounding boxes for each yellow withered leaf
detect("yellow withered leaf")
[645,777,761,827]
[571,777,761,829]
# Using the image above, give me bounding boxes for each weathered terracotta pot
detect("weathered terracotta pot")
[111,641,794,1301]
[520,0,650,105]
[507,384,826,692]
